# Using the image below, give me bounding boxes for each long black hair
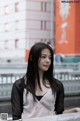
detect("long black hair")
[25,42,57,99]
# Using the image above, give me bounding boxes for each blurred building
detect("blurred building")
[0,0,54,63]
[0,0,27,62]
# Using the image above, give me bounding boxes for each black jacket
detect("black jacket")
[11,77,64,120]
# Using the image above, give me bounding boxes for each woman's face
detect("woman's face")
[38,48,51,72]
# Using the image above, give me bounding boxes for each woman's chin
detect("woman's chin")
[42,68,49,71]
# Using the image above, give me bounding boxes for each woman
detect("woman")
[11,42,64,120]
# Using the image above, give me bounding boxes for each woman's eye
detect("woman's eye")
[41,56,46,58]
[40,55,51,59]
[49,56,51,59]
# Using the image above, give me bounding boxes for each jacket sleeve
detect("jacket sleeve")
[11,80,22,120]
[55,80,64,114]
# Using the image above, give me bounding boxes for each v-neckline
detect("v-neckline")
[36,88,51,102]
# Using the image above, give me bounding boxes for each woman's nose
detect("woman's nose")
[46,57,50,62]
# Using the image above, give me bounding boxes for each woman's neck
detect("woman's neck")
[38,70,44,82]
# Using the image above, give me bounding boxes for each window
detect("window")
[15,2,19,12]
[41,38,44,42]
[4,5,9,14]
[15,39,19,48]
[40,39,47,43]
[4,23,9,32]
[5,40,8,49]
[15,20,19,30]
[44,20,47,30]
[41,2,47,11]
[41,20,43,30]
[41,20,47,30]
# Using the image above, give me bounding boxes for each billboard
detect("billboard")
[55,0,80,55]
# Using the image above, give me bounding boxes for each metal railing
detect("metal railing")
[55,71,80,95]
[0,71,80,100]
[54,63,80,71]
[0,73,23,100]
[7,113,80,121]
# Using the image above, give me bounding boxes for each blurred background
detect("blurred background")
[0,0,80,119]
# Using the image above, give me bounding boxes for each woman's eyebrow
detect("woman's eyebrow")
[41,54,51,56]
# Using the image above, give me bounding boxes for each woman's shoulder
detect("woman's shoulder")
[53,78,64,91]
[14,77,24,84]
[13,76,25,90]
[54,78,63,85]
